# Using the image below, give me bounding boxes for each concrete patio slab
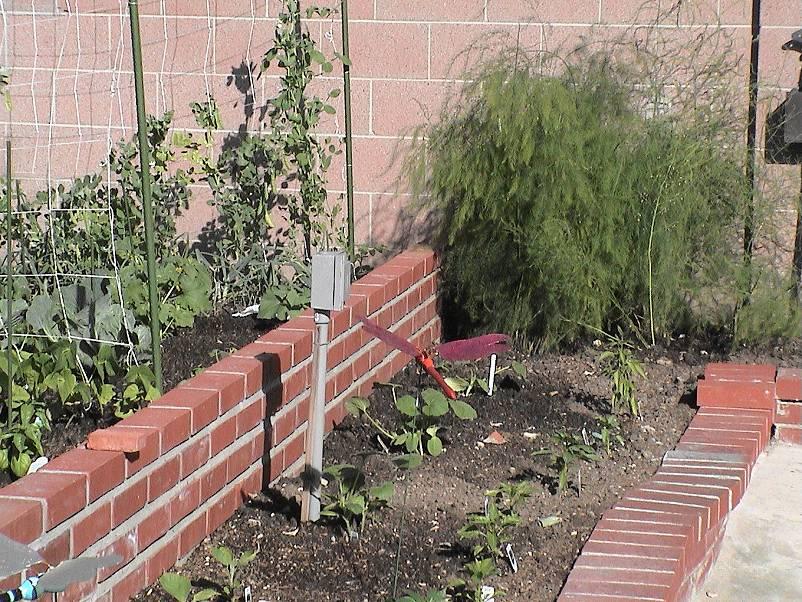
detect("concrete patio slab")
[693,442,802,602]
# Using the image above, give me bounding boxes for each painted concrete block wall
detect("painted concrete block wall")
[1,1,800,246]
[0,247,441,601]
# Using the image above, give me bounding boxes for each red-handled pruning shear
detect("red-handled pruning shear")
[359,316,508,400]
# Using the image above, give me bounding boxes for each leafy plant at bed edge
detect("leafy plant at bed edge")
[346,388,477,457]
[593,414,625,455]
[599,329,645,416]
[159,545,256,602]
[534,430,599,495]
[320,463,394,539]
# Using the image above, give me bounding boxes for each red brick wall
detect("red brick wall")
[0,247,440,601]
[1,0,799,246]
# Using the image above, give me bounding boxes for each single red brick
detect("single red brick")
[226,441,253,481]
[207,487,239,535]
[88,427,152,454]
[0,498,43,543]
[39,448,124,503]
[112,477,147,527]
[210,414,237,456]
[264,328,313,364]
[776,401,802,425]
[117,407,192,455]
[560,575,673,600]
[110,563,145,602]
[169,479,201,525]
[704,362,776,382]
[348,282,387,315]
[282,365,309,401]
[360,272,400,299]
[776,425,802,444]
[235,341,291,377]
[0,472,86,530]
[294,395,311,428]
[201,461,228,499]
[776,368,802,401]
[180,435,211,480]
[149,456,181,500]
[72,502,111,555]
[236,397,266,437]
[238,466,263,500]
[138,503,171,550]
[271,409,296,447]
[145,538,179,583]
[207,356,264,397]
[98,529,137,581]
[150,388,219,434]
[331,307,352,338]
[178,512,207,558]
[282,431,306,471]
[35,530,70,567]
[180,371,245,415]
[326,338,346,370]
[696,379,776,413]
[345,293,369,322]
[268,449,283,483]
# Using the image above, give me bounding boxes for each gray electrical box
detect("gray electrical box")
[311,251,352,311]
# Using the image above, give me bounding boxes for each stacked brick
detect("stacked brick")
[559,362,802,601]
[0,247,440,601]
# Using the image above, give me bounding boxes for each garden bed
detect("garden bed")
[0,312,271,488]
[133,343,710,602]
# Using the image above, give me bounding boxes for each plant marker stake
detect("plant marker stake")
[302,252,351,523]
[487,353,497,396]
[5,140,11,429]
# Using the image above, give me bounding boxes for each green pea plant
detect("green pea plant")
[533,430,599,496]
[346,388,477,458]
[394,590,450,602]
[445,360,527,397]
[592,414,625,455]
[450,483,532,601]
[599,329,646,416]
[320,463,394,540]
[159,545,256,602]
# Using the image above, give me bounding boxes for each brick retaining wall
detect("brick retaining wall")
[559,362,802,602]
[0,247,440,601]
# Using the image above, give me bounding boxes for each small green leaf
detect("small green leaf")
[345,397,369,415]
[395,394,418,417]
[211,546,234,567]
[160,573,191,602]
[427,435,443,456]
[539,515,563,528]
[444,376,470,392]
[449,398,477,420]
[512,360,527,377]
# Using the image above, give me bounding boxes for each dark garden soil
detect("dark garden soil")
[0,313,272,488]
[131,337,802,602]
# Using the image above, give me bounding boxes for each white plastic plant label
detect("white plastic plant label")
[505,543,518,573]
[480,585,495,602]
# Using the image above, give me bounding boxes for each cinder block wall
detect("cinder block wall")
[0,247,440,601]
[1,1,799,245]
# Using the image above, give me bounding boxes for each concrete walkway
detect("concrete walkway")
[693,443,802,602]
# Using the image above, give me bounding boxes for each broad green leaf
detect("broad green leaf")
[369,481,394,502]
[395,394,418,417]
[238,550,257,565]
[192,589,219,602]
[159,573,191,602]
[448,398,477,420]
[444,376,469,392]
[345,494,366,516]
[539,515,562,528]
[512,360,527,377]
[212,546,234,567]
[345,397,369,415]
[427,435,443,456]
[422,390,448,417]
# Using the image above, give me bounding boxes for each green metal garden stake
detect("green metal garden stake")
[128,0,163,391]
[341,0,355,258]
[5,140,11,428]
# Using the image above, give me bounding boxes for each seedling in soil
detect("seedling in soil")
[346,388,477,457]
[449,557,497,602]
[534,430,599,496]
[394,589,450,602]
[320,463,394,539]
[444,360,526,398]
[160,545,255,602]
[457,482,532,564]
[599,330,645,416]
[592,414,625,455]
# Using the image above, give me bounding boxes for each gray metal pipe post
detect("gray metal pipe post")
[301,310,330,522]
